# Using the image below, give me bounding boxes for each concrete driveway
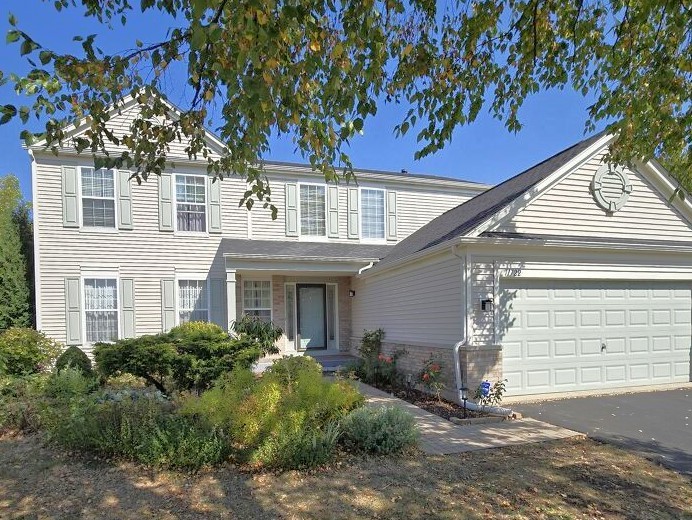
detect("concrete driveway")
[513,388,692,475]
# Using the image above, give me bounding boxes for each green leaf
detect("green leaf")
[39,50,52,65]
[6,30,20,44]
[8,13,17,26]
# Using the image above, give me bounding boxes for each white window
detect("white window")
[299,184,326,236]
[361,188,385,240]
[244,280,272,321]
[178,280,209,323]
[175,175,206,232]
[84,278,119,342]
[81,167,116,228]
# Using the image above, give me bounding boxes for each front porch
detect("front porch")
[222,238,392,361]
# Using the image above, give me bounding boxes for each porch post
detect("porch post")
[226,269,237,331]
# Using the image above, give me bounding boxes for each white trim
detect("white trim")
[636,159,692,224]
[81,272,121,346]
[242,278,273,321]
[297,181,328,241]
[468,133,615,237]
[78,166,119,231]
[174,274,211,324]
[29,150,42,330]
[358,186,387,243]
[173,173,209,235]
[326,282,340,349]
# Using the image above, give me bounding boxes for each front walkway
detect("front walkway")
[357,382,581,455]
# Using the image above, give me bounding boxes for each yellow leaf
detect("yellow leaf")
[402,43,413,57]
[309,40,321,52]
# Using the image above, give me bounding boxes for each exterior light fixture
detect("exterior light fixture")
[461,386,469,419]
[481,298,494,312]
[349,289,356,297]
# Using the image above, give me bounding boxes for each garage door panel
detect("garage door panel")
[501,280,691,396]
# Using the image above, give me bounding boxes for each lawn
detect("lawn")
[1,434,690,519]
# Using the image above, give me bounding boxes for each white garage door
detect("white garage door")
[500,280,691,396]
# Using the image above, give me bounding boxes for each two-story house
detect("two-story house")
[29,96,486,360]
[28,97,692,399]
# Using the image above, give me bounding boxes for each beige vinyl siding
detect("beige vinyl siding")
[492,151,692,241]
[470,261,495,345]
[351,252,463,347]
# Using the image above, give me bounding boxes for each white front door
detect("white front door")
[500,279,691,396]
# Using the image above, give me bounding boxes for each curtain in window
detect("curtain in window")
[178,280,208,323]
[244,281,272,322]
[84,278,118,342]
[81,168,116,227]
[176,175,206,232]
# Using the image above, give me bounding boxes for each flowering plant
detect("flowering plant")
[419,354,445,402]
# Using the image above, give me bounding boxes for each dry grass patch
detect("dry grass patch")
[1,434,690,519]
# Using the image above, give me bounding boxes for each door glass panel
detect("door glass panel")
[326,285,336,342]
[298,285,326,349]
[285,285,295,342]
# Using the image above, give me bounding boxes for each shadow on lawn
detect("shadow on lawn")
[1,435,690,520]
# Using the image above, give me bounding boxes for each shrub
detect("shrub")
[55,346,92,375]
[0,374,49,433]
[418,354,445,402]
[340,406,419,455]
[0,328,62,375]
[44,367,98,399]
[352,329,406,389]
[95,320,282,394]
[181,359,364,470]
[474,379,508,407]
[43,389,228,469]
[231,315,283,356]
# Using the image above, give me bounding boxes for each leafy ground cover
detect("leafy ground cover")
[0,434,689,519]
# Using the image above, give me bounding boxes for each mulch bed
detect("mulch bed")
[391,387,485,421]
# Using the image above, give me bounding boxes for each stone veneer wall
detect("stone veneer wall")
[349,337,503,403]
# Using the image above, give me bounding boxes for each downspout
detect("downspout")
[358,261,374,275]
[451,245,513,417]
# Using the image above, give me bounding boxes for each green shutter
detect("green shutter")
[208,177,222,233]
[118,170,133,230]
[285,183,298,236]
[158,174,174,232]
[347,187,359,238]
[161,279,176,332]
[209,278,227,330]
[327,185,339,238]
[62,165,79,227]
[64,277,82,345]
[120,278,136,338]
[386,190,397,241]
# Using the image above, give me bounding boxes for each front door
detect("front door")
[297,284,327,350]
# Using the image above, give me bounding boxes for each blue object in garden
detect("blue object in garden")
[480,380,491,397]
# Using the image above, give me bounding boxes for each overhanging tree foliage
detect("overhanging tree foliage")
[1,0,690,209]
[0,175,32,330]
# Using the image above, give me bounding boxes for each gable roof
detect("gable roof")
[371,131,608,271]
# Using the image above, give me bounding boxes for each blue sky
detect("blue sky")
[0,2,605,201]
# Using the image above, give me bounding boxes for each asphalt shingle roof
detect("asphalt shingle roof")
[371,132,607,271]
[221,238,393,262]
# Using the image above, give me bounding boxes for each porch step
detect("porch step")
[253,354,358,374]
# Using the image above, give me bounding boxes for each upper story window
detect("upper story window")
[84,278,119,342]
[81,167,116,228]
[360,188,385,240]
[243,280,272,322]
[175,175,206,232]
[178,279,208,323]
[300,184,326,236]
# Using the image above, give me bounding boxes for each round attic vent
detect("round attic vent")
[591,164,632,213]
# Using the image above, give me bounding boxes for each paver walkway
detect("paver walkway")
[358,382,581,455]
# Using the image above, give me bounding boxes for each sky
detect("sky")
[0,2,606,202]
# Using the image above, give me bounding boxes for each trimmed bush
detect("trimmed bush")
[340,406,419,455]
[0,328,62,375]
[0,374,48,433]
[95,320,283,394]
[55,346,92,375]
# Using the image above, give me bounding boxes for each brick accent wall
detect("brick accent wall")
[349,337,503,403]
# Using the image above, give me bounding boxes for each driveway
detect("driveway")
[513,388,692,475]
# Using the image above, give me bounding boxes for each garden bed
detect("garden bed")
[393,387,486,421]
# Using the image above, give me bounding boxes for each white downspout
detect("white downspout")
[451,245,513,417]
[358,261,374,275]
